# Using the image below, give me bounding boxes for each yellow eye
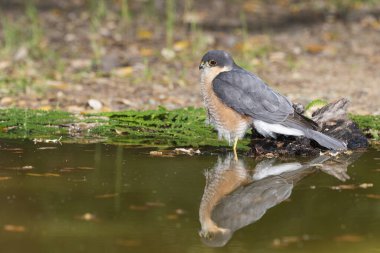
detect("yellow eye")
[209,60,217,66]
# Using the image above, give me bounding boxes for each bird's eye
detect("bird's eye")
[209,60,217,66]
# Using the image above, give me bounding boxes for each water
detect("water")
[0,139,379,253]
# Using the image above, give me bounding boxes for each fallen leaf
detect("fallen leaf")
[129,205,149,211]
[46,80,70,90]
[33,137,62,144]
[359,183,374,189]
[183,11,205,23]
[139,47,154,57]
[149,150,175,157]
[269,51,286,62]
[150,151,163,156]
[0,148,23,151]
[4,225,26,233]
[322,32,339,41]
[116,239,141,247]
[78,213,96,221]
[38,105,52,111]
[360,15,380,31]
[331,184,356,190]
[175,208,186,215]
[112,66,134,77]
[115,128,126,135]
[5,166,32,171]
[166,214,178,220]
[334,234,364,242]
[95,193,119,199]
[366,194,380,200]
[37,147,57,150]
[0,97,13,105]
[26,173,60,177]
[1,126,18,133]
[174,148,200,155]
[60,168,75,172]
[145,202,165,207]
[305,44,325,54]
[77,167,95,170]
[70,58,92,69]
[0,176,11,181]
[243,2,260,13]
[173,40,190,51]
[137,29,153,40]
[331,183,373,190]
[340,150,353,156]
[272,235,310,248]
[67,105,85,113]
[0,61,11,70]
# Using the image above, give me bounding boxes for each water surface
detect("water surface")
[0,139,379,253]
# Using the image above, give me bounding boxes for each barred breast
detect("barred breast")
[200,67,252,144]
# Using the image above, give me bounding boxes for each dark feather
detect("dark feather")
[212,68,294,124]
[285,112,319,131]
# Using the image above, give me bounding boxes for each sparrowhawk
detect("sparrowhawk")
[199,50,346,158]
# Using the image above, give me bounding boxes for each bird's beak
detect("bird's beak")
[199,61,206,70]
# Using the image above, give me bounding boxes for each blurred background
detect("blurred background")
[0,0,379,114]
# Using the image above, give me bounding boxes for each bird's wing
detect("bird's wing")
[212,177,293,231]
[212,69,294,124]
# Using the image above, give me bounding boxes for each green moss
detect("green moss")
[305,99,328,112]
[0,107,378,145]
[350,115,380,130]
[350,114,380,140]
[0,108,74,139]
[91,107,250,148]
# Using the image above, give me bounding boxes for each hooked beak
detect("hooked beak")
[199,61,206,70]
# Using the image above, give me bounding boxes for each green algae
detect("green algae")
[0,108,74,139]
[0,108,378,147]
[350,114,380,140]
[91,107,250,148]
[0,107,243,148]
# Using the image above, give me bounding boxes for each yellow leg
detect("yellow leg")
[233,137,238,161]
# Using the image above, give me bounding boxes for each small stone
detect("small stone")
[88,99,103,110]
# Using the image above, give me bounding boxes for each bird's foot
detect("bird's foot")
[233,137,238,161]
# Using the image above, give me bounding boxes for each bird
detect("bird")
[199,154,332,247]
[198,153,249,245]
[199,50,347,158]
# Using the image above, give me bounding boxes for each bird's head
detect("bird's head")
[199,50,235,72]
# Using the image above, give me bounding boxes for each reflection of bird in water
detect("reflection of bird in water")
[199,153,355,247]
[198,154,249,243]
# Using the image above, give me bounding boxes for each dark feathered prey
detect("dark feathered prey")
[199,50,347,155]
